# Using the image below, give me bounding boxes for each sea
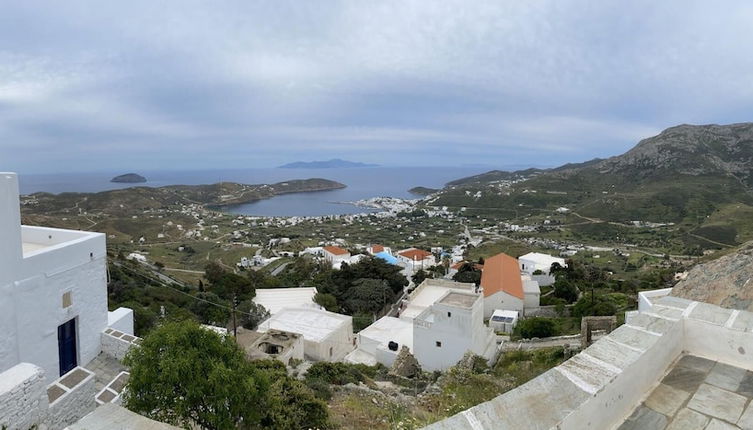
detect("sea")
[18,167,491,217]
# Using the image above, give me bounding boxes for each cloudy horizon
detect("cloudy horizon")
[2,1,753,174]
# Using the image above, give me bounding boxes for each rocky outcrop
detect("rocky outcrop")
[389,346,421,378]
[671,241,753,311]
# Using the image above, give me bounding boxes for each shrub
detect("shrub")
[516,317,557,339]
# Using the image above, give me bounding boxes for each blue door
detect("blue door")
[57,318,77,376]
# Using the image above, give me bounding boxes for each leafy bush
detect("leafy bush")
[516,317,558,339]
[305,362,377,386]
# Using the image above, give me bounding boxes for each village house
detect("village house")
[397,247,435,271]
[322,245,351,268]
[253,287,321,315]
[256,307,355,362]
[480,253,540,318]
[518,251,567,275]
[0,172,146,429]
[366,244,391,255]
[347,279,496,371]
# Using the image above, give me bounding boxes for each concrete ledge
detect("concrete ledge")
[95,371,129,405]
[101,327,141,361]
[0,363,49,430]
[47,366,96,429]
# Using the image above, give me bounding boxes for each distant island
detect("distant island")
[278,159,378,169]
[111,173,147,183]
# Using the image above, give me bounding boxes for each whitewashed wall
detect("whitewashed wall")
[0,363,49,430]
[483,291,524,319]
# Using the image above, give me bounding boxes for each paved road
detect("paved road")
[270,261,291,276]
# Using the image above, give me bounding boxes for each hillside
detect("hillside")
[671,240,753,311]
[430,123,753,251]
[21,178,346,215]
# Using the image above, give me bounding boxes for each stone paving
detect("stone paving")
[84,352,128,393]
[619,355,753,430]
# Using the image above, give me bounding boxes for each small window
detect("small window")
[435,341,442,348]
[329,347,333,357]
[447,311,452,317]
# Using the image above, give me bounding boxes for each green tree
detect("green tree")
[237,300,270,330]
[343,278,394,314]
[190,292,229,326]
[204,262,225,285]
[314,292,339,312]
[124,321,268,429]
[411,269,431,285]
[452,262,481,284]
[552,279,580,303]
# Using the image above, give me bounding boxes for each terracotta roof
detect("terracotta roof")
[398,248,433,260]
[480,253,523,299]
[370,245,385,253]
[323,246,349,255]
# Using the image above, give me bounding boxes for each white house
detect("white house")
[366,244,391,255]
[480,253,527,318]
[518,252,567,275]
[397,248,435,271]
[322,245,350,268]
[253,287,321,315]
[257,307,355,362]
[412,289,496,371]
[344,316,413,367]
[0,173,133,384]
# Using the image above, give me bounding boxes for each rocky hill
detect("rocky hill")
[21,178,346,215]
[434,123,753,223]
[672,241,753,311]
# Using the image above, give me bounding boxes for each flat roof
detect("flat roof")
[438,291,478,308]
[253,287,319,315]
[359,316,413,350]
[401,280,477,320]
[258,307,351,342]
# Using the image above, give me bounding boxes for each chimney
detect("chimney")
[0,173,23,285]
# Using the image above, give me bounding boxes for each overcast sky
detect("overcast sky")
[2,1,753,174]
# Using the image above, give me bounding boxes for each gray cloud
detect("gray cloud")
[1,0,752,173]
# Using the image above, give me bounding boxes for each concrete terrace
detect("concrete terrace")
[424,293,753,430]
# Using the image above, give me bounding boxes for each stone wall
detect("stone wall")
[0,363,49,430]
[101,328,140,361]
[47,367,96,429]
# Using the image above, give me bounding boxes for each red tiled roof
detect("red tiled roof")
[370,245,385,253]
[323,246,349,255]
[398,248,433,260]
[480,253,523,299]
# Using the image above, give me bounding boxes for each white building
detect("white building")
[322,245,350,268]
[366,244,391,255]
[480,253,540,318]
[518,252,567,275]
[412,289,497,371]
[396,248,435,271]
[489,309,519,333]
[253,287,321,315]
[0,173,132,383]
[0,172,137,429]
[257,307,355,362]
[344,316,413,367]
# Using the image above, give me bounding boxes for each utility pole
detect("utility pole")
[232,294,238,338]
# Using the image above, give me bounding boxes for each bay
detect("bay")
[18,166,489,217]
